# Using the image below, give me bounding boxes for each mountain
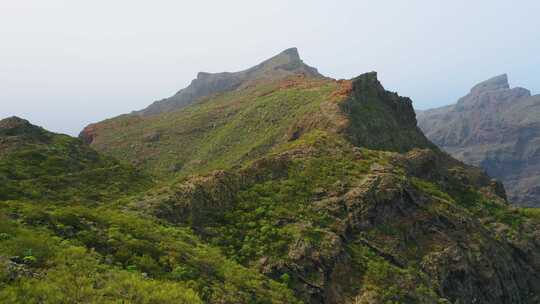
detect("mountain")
[81,70,435,178]
[417,74,540,207]
[0,116,151,202]
[133,47,323,116]
[73,50,540,303]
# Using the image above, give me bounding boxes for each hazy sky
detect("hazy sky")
[1,1,539,135]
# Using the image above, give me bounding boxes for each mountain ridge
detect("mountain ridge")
[132,47,323,116]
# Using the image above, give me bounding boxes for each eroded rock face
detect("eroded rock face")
[340,72,436,153]
[79,123,98,145]
[417,74,540,206]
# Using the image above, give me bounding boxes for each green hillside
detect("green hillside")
[82,73,433,179]
[0,118,298,303]
[0,117,151,202]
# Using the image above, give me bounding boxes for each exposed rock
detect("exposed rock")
[79,123,98,145]
[133,47,323,116]
[142,130,161,142]
[469,74,510,95]
[340,72,436,152]
[133,145,540,303]
[417,74,540,206]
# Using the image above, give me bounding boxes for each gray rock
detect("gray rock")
[417,74,540,207]
[134,48,323,116]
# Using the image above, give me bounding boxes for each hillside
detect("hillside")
[81,71,434,178]
[74,50,540,303]
[417,74,540,207]
[0,117,301,303]
[0,117,151,202]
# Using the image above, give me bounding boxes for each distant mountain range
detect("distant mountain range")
[417,74,540,207]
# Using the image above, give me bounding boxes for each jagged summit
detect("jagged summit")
[470,74,510,94]
[135,47,322,116]
[456,74,531,110]
[417,73,540,206]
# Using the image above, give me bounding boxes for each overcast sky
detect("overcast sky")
[1,1,539,135]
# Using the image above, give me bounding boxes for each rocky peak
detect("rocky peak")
[280,47,301,59]
[456,74,531,111]
[259,47,302,66]
[134,48,322,116]
[341,72,435,152]
[470,74,510,95]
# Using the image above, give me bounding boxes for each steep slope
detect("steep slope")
[417,74,540,206]
[134,47,322,116]
[80,53,540,303]
[81,72,434,178]
[0,116,151,202]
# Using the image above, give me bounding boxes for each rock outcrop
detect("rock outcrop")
[417,74,540,206]
[341,72,436,152]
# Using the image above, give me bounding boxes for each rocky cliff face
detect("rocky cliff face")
[133,48,323,116]
[341,72,436,152]
[417,74,540,206]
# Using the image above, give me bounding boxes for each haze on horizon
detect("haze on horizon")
[1,0,539,135]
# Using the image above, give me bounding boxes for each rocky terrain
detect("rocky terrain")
[132,47,323,116]
[417,74,540,207]
[2,50,540,303]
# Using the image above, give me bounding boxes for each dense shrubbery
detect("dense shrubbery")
[0,202,299,303]
[209,138,377,264]
[1,245,203,304]
[0,131,152,202]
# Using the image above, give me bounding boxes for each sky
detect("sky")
[1,1,539,135]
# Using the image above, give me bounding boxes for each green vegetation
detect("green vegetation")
[207,136,383,264]
[0,202,299,303]
[2,72,540,303]
[87,78,340,177]
[0,126,151,202]
[346,243,444,304]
